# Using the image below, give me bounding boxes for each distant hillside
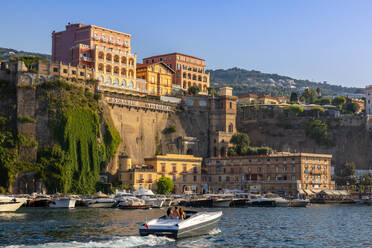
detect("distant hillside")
[0,47,51,61]
[208,67,364,97]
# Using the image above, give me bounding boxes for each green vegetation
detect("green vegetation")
[208,67,363,97]
[344,102,360,114]
[157,176,174,194]
[289,92,298,103]
[9,55,47,71]
[187,85,200,95]
[306,118,329,145]
[163,125,176,135]
[39,79,121,194]
[300,88,317,104]
[228,133,272,156]
[314,97,332,105]
[332,96,346,109]
[283,105,303,116]
[17,115,36,123]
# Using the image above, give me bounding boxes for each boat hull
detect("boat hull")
[119,205,152,210]
[251,200,276,207]
[212,199,231,208]
[140,214,221,239]
[0,201,24,212]
[49,199,76,208]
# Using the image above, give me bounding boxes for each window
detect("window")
[159,58,163,62]
[121,80,126,86]
[53,67,58,72]
[218,176,221,182]
[173,175,176,182]
[105,77,111,84]
[71,70,76,75]
[80,72,84,76]
[152,59,155,63]
[183,175,187,182]
[186,100,194,105]
[145,60,149,64]
[161,164,166,172]
[151,77,155,83]
[193,176,197,182]
[226,176,230,182]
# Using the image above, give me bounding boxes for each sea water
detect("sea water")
[0,205,371,247]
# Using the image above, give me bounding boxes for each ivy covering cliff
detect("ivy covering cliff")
[37,80,121,194]
[0,79,121,194]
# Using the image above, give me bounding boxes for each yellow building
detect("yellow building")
[118,154,202,194]
[204,152,334,196]
[136,62,174,96]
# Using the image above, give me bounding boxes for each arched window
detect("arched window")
[105,77,111,84]
[121,56,127,64]
[113,78,119,85]
[97,76,103,83]
[121,80,126,86]
[128,81,134,88]
[106,53,112,61]
[228,123,234,132]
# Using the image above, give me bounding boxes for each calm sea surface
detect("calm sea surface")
[0,205,371,248]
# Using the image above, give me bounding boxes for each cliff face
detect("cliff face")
[237,116,372,170]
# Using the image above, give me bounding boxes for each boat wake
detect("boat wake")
[4,235,175,248]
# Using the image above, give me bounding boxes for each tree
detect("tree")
[300,88,316,104]
[309,106,325,118]
[207,87,218,96]
[314,97,331,105]
[227,147,238,156]
[316,87,322,97]
[344,102,360,114]
[188,85,200,95]
[284,105,303,116]
[360,173,372,186]
[290,92,298,103]
[332,96,346,109]
[306,118,329,144]
[157,177,174,194]
[342,162,356,178]
[230,133,250,155]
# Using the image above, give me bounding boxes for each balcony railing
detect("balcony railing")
[147,179,153,183]
[137,179,144,183]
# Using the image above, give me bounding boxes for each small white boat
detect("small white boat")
[49,198,76,208]
[118,196,152,209]
[140,210,222,239]
[0,196,26,212]
[265,194,290,207]
[87,193,115,208]
[212,199,231,207]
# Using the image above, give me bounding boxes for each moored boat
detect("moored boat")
[49,197,76,208]
[212,198,232,207]
[0,196,27,212]
[87,193,115,208]
[139,210,222,239]
[289,199,310,207]
[118,196,152,209]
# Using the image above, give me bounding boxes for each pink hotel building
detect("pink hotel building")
[52,23,147,96]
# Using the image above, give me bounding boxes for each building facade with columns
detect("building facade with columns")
[118,154,202,194]
[52,23,146,96]
[142,53,210,94]
[204,152,334,196]
[136,62,174,96]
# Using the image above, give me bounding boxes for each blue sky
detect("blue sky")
[1,0,371,87]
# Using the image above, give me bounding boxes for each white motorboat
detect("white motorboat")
[264,194,290,207]
[212,198,232,207]
[118,196,152,209]
[250,196,276,207]
[143,197,164,208]
[0,196,26,212]
[139,210,222,239]
[49,198,76,208]
[87,193,115,208]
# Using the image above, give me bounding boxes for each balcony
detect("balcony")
[137,179,144,183]
[147,179,153,183]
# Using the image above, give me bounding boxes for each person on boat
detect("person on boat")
[179,207,185,220]
[166,207,172,218]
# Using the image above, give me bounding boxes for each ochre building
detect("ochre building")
[136,62,174,96]
[204,152,334,196]
[52,23,147,96]
[118,154,202,194]
[238,94,288,105]
[142,53,210,94]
